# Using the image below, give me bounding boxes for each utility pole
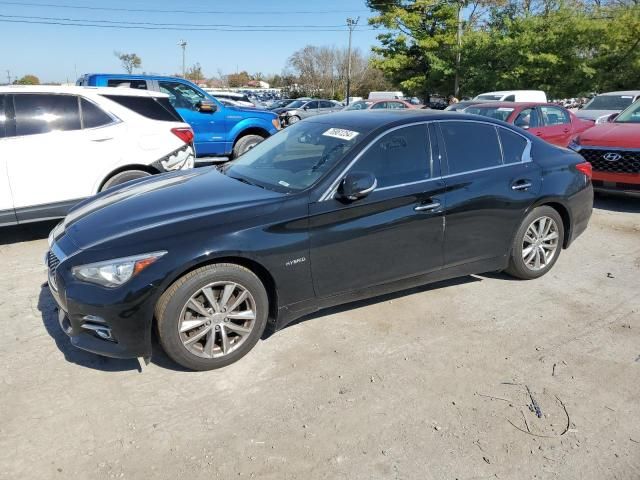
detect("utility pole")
[345,17,359,106]
[178,40,187,77]
[6,70,11,85]
[454,2,462,99]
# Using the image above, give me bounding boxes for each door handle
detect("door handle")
[535,132,543,136]
[511,181,532,191]
[414,201,441,211]
[90,137,113,142]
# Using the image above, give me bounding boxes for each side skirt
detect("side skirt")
[275,255,509,330]
[14,198,85,224]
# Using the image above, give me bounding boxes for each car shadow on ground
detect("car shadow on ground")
[266,275,482,339]
[37,284,141,372]
[593,193,640,213]
[0,220,58,246]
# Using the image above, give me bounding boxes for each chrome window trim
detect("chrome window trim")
[319,118,533,201]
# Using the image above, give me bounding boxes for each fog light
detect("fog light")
[81,322,114,341]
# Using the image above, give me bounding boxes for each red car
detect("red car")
[343,99,418,111]
[464,102,593,147]
[569,99,640,195]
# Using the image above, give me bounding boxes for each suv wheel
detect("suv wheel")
[101,170,151,191]
[232,135,264,159]
[155,264,269,371]
[505,206,564,280]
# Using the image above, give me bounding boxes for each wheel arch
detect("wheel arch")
[97,164,160,192]
[529,200,572,249]
[232,127,270,147]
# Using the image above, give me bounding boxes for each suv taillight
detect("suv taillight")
[171,127,194,145]
[575,161,592,179]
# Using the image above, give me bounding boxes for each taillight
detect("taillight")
[575,161,592,179]
[171,127,194,145]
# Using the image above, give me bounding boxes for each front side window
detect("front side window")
[614,100,640,123]
[370,102,387,110]
[222,121,365,193]
[80,98,113,128]
[319,101,333,109]
[352,124,429,188]
[305,101,319,109]
[158,81,208,111]
[498,128,528,164]
[540,106,570,125]
[440,121,502,174]
[14,94,81,136]
[387,101,407,109]
[514,108,540,129]
[344,100,372,111]
[107,79,148,90]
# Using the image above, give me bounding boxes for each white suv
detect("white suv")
[0,86,195,226]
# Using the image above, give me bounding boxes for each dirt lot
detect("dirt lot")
[1,196,639,480]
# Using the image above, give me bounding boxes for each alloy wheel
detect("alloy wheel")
[178,281,257,358]
[521,216,559,271]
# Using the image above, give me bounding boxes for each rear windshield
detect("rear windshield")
[101,95,182,122]
[584,95,635,111]
[465,106,514,121]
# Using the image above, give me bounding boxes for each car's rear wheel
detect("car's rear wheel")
[232,134,264,159]
[101,169,151,191]
[505,206,564,280]
[155,263,269,371]
[287,115,300,125]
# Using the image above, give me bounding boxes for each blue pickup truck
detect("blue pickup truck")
[77,74,280,159]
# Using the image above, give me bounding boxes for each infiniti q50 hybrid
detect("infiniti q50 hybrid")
[46,110,593,370]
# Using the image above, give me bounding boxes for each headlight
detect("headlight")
[72,251,167,288]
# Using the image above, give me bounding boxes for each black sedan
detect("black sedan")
[46,110,593,370]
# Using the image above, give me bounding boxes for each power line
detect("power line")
[0,13,356,28]
[0,18,379,32]
[0,1,376,15]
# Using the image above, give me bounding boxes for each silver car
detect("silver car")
[277,99,343,126]
[576,90,640,124]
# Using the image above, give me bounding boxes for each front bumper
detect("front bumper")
[46,239,157,359]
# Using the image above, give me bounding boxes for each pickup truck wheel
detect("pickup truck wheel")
[155,263,269,371]
[100,170,151,192]
[232,135,264,159]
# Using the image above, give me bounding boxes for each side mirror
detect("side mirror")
[607,113,618,122]
[303,105,309,111]
[336,172,377,202]
[197,100,217,113]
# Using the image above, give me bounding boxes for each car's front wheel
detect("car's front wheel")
[101,169,151,191]
[155,263,269,371]
[287,115,300,125]
[505,206,564,280]
[232,134,264,159]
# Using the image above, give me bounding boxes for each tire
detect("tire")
[287,115,300,125]
[505,206,565,280]
[155,263,269,371]
[101,169,152,192]
[232,134,264,159]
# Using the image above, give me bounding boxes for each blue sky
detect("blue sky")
[0,0,383,83]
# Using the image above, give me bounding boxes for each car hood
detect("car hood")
[576,109,618,121]
[273,107,298,115]
[577,122,640,148]
[224,106,276,118]
[62,168,283,250]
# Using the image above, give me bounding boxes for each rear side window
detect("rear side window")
[514,108,540,129]
[80,98,113,128]
[101,95,182,122]
[504,94,516,101]
[107,79,148,89]
[498,128,528,164]
[354,124,430,188]
[440,121,502,174]
[14,94,81,136]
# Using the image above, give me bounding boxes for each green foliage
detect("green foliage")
[114,51,142,74]
[369,1,640,98]
[14,74,40,85]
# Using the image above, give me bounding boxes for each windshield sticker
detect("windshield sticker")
[621,95,633,98]
[323,128,360,141]
[278,180,290,187]
[497,108,513,111]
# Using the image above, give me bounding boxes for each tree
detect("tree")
[14,74,40,85]
[185,63,204,83]
[227,71,251,87]
[114,51,142,74]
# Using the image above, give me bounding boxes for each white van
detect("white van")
[473,90,547,102]
[368,91,405,100]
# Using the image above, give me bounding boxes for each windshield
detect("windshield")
[614,100,640,123]
[222,121,364,193]
[475,94,504,101]
[344,100,373,111]
[285,100,305,109]
[584,94,635,111]
[465,106,514,121]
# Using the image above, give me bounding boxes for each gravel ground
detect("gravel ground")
[1,195,639,480]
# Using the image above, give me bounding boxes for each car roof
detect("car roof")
[0,85,169,98]
[465,101,563,109]
[596,90,640,96]
[302,109,501,133]
[477,90,545,95]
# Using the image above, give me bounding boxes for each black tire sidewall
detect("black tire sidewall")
[507,206,565,280]
[101,170,151,191]
[287,116,300,125]
[157,264,269,371]
[232,135,264,158]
